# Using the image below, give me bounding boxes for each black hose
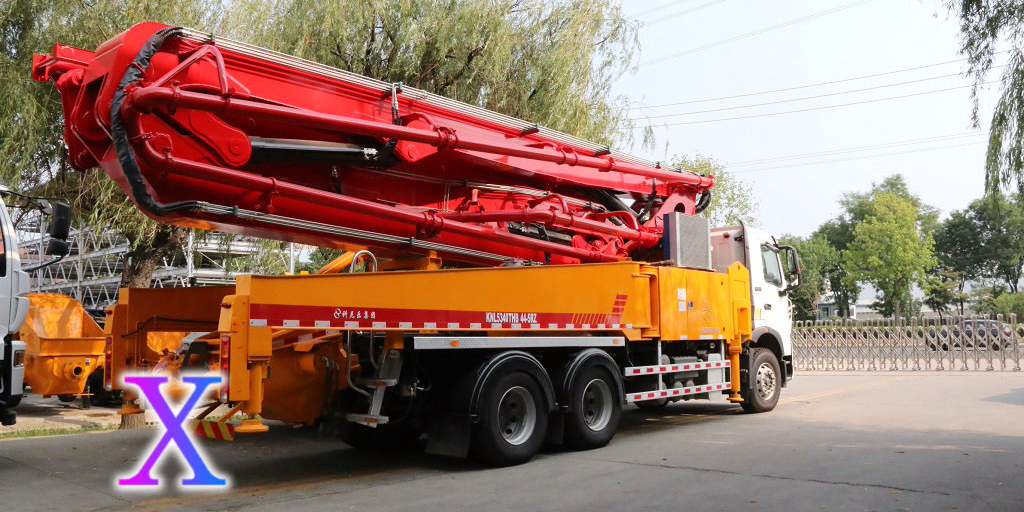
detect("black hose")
[110,26,202,216]
[694,190,712,214]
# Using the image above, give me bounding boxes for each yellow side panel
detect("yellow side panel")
[235,262,653,337]
[655,267,731,341]
[685,270,732,342]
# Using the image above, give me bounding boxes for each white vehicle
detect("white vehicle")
[711,223,799,407]
[0,189,71,425]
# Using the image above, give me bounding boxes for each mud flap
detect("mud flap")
[425,413,473,458]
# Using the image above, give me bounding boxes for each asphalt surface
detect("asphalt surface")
[0,371,1022,512]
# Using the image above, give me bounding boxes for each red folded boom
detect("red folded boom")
[34,22,714,265]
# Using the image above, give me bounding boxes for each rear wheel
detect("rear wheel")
[741,348,781,413]
[564,365,621,450]
[471,370,548,466]
[58,394,76,403]
[87,370,113,407]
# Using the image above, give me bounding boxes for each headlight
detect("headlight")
[12,349,25,367]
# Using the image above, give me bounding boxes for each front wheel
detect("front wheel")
[741,348,781,413]
[471,371,549,466]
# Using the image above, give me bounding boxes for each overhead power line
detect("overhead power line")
[726,132,989,168]
[730,140,988,174]
[630,66,1005,121]
[643,0,729,26]
[639,0,879,67]
[632,0,694,18]
[643,80,998,127]
[624,53,1009,111]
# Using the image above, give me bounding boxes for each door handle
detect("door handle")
[764,304,772,310]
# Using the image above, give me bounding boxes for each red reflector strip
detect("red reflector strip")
[191,420,235,441]
[624,360,731,377]
[626,382,732,402]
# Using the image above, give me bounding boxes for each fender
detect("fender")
[546,349,624,445]
[469,350,557,416]
[750,326,790,385]
[425,350,555,458]
[555,349,625,410]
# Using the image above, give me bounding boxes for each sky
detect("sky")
[616,0,1003,238]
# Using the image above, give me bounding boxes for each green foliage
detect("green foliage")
[921,266,963,319]
[1,0,226,284]
[673,155,758,227]
[967,192,1024,292]
[813,175,935,318]
[948,1,1024,192]
[298,246,345,273]
[971,283,1010,316]
[224,237,292,275]
[229,0,639,147]
[778,233,838,321]
[988,291,1024,318]
[934,209,984,313]
[843,192,936,320]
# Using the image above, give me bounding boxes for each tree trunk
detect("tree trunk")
[120,225,189,288]
[119,410,147,430]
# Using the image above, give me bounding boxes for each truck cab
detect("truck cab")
[0,191,71,425]
[0,194,31,425]
[711,223,799,388]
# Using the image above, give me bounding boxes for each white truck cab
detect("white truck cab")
[0,189,71,425]
[711,223,800,392]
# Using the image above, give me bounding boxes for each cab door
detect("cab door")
[751,240,792,342]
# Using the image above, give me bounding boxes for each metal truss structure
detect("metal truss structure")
[17,210,263,311]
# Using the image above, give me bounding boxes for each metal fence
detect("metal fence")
[793,316,1023,372]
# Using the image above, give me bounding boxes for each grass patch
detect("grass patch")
[0,423,119,440]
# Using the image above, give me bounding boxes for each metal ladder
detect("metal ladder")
[346,348,403,427]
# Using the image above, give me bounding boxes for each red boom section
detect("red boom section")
[33,22,714,265]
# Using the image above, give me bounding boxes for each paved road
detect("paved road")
[1,372,1022,511]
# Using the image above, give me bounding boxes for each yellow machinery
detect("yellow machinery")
[102,253,762,466]
[18,293,105,399]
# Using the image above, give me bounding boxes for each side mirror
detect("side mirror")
[779,245,801,290]
[45,239,69,257]
[44,201,71,256]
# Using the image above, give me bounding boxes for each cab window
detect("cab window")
[0,224,7,277]
[760,244,782,287]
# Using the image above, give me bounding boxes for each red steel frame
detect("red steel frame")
[33,22,715,266]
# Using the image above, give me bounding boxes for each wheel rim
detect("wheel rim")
[497,386,537,446]
[755,362,777,401]
[580,378,613,432]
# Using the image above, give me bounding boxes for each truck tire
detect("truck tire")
[471,370,548,466]
[564,365,621,450]
[741,348,780,413]
[3,394,20,408]
[87,370,114,407]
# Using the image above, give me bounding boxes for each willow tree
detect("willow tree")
[949,1,1024,192]
[227,0,639,146]
[1,0,227,286]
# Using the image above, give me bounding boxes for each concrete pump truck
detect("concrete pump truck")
[32,23,799,465]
